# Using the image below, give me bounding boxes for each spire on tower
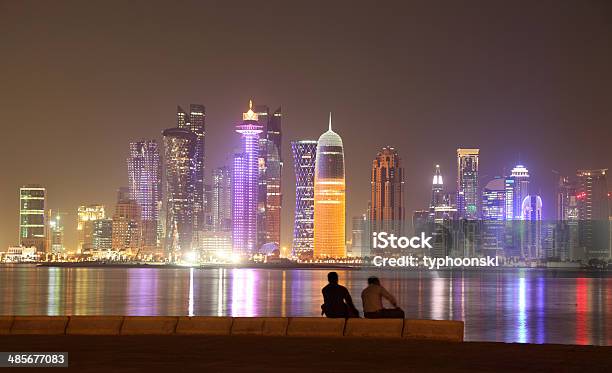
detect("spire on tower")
[328,112,332,131]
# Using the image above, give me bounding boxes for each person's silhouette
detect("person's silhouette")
[321,272,360,318]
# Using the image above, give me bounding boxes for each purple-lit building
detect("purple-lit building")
[127,140,162,253]
[232,101,263,256]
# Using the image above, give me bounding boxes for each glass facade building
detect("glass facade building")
[163,127,197,257]
[128,140,161,252]
[232,101,263,256]
[19,185,46,251]
[457,149,479,219]
[291,140,317,259]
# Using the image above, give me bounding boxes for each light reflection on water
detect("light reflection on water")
[1,265,611,345]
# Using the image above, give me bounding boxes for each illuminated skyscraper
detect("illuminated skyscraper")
[576,169,609,258]
[482,178,506,221]
[505,164,530,220]
[212,166,232,231]
[232,101,263,256]
[254,105,283,249]
[163,127,197,257]
[77,204,105,253]
[521,195,543,259]
[457,149,479,219]
[128,140,161,252]
[177,105,206,234]
[430,164,445,212]
[19,185,46,251]
[370,146,404,254]
[46,210,64,254]
[291,140,317,258]
[314,114,346,258]
[482,178,506,255]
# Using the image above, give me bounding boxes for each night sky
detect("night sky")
[1,0,611,251]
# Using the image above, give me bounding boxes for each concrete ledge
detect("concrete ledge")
[176,316,232,335]
[262,318,288,336]
[403,320,464,342]
[11,316,69,335]
[231,317,265,335]
[287,317,345,337]
[67,316,124,335]
[344,318,404,338]
[121,316,178,335]
[230,317,288,336]
[0,316,14,335]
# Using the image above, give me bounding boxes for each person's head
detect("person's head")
[327,272,339,284]
[368,276,381,286]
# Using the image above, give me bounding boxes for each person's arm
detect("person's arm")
[343,288,359,313]
[380,286,398,308]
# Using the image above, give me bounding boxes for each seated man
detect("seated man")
[321,272,360,318]
[361,276,405,319]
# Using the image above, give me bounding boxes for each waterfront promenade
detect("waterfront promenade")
[2,334,612,372]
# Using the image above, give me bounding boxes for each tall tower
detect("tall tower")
[370,146,405,252]
[253,105,283,249]
[576,169,609,258]
[291,140,317,259]
[127,140,161,252]
[456,149,479,219]
[212,166,232,232]
[506,164,530,220]
[430,164,445,211]
[177,105,206,234]
[314,114,346,258]
[19,185,46,251]
[111,189,142,255]
[521,195,543,259]
[163,127,197,258]
[232,100,263,256]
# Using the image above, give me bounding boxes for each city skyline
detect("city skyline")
[2,1,612,252]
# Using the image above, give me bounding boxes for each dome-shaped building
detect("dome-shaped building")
[313,114,346,258]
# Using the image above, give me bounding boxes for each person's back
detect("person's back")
[321,272,359,318]
[361,276,404,319]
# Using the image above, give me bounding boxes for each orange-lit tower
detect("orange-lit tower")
[313,113,346,258]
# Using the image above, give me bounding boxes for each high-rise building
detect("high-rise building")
[253,105,283,250]
[19,185,46,251]
[430,164,446,213]
[163,127,197,257]
[177,105,206,234]
[128,140,162,252]
[232,101,263,256]
[482,178,506,255]
[212,166,232,231]
[456,149,479,219]
[576,169,610,258]
[77,204,105,253]
[555,176,580,260]
[112,189,141,254]
[482,178,506,221]
[350,214,368,257]
[505,164,530,220]
[291,140,317,259]
[46,210,64,254]
[314,114,346,258]
[521,195,543,259]
[92,218,113,254]
[370,146,405,254]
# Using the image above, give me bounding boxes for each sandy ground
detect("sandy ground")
[0,335,611,372]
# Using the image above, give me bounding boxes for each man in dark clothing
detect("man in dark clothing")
[321,272,360,318]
